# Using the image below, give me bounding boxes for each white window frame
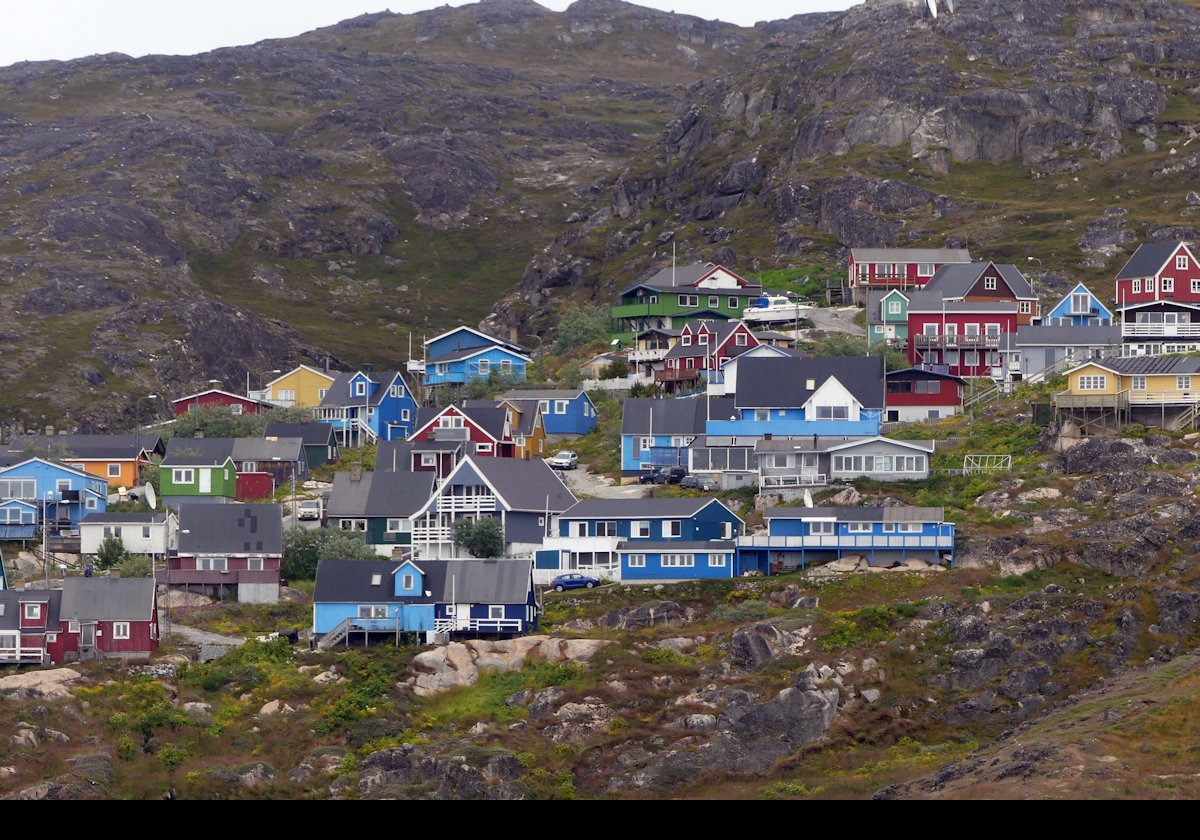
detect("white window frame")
[339,519,367,531]
[633,520,651,538]
[984,277,997,291]
[728,296,739,309]
[112,622,130,640]
[735,333,747,346]
[230,404,244,416]
[1077,375,1107,391]
[1147,278,1156,293]
[708,295,719,308]
[661,553,694,568]
[488,605,505,620]
[708,553,726,567]
[1163,277,1175,293]
[555,400,568,414]
[24,603,39,620]
[354,380,367,397]
[403,574,415,590]
[1132,375,1147,391]
[809,521,835,535]
[107,463,122,478]
[172,468,194,485]
[358,605,387,619]
[664,520,682,539]
[1133,279,1142,294]
[421,453,437,467]
[627,553,645,567]
[1179,376,1193,391]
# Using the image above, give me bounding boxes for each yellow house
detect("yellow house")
[261,366,338,410]
[1056,357,1200,432]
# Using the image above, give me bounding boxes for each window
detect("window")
[847,522,872,533]
[729,296,739,309]
[917,263,934,276]
[664,520,682,538]
[85,497,97,510]
[390,384,404,398]
[359,605,387,618]
[984,277,997,290]
[339,519,367,531]
[1078,375,1106,391]
[1192,279,1200,294]
[1179,255,1190,270]
[1133,279,1142,294]
[354,380,367,397]
[735,332,747,346]
[107,463,121,477]
[595,521,618,537]
[661,553,694,567]
[555,400,568,414]
[708,295,719,308]
[421,453,436,467]
[627,553,645,567]
[278,389,296,402]
[1147,278,1156,293]
[403,574,414,590]
[721,521,735,539]
[196,557,227,571]
[1163,278,1175,293]
[475,443,493,455]
[477,359,490,376]
[698,333,709,345]
[1019,301,1032,314]
[708,553,726,567]
[1179,376,1193,391]
[112,622,130,640]
[755,408,769,422]
[489,605,505,620]
[1133,376,1147,391]
[24,603,39,620]
[681,334,692,347]
[815,406,849,420]
[370,574,383,586]
[679,294,698,307]
[172,469,194,485]
[809,521,835,535]
[248,558,263,571]
[387,519,409,533]
[887,300,902,315]
[229,403,243,416]
[318,388,328,399]
[633,520,651,538]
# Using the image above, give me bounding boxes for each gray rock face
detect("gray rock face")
[599,600,688,630]
[1151,587,1200,637]
[1058,436,1196,475]
[728,621,796,668]
[356,744,528,800]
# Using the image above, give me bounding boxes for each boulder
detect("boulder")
[599,600,688,630]
[0,668,81,700]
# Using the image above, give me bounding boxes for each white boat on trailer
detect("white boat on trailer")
[742,294,814,324]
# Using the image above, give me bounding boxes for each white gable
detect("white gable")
[802,376,862,420]
[695,267,744,289]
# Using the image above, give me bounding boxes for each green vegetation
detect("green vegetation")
[281,526,379,581]
[451,517,505,558]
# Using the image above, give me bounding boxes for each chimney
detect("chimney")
[510,327,518,343]
[362,363,374,373]
[194,430,204,438]
[764,433,772,441]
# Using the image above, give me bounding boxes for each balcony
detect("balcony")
[0,646,47,664]
[1052,389,1130,410]
[913,333,1001,350]
[738,533,954,549]
[760,473,827,488]
[628,347,673,363]
[434,617,523,633]
[1121,322,1200,338]
[654,368,701,383]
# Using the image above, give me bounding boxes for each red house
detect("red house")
[407,404,516,458]
[164,504,283,603]
[0,578,158,665]
[173,388,272,418]
[658,320,760,393]
[885,368,966,422]
[1115,241,1200,355]
[848,248,973,304]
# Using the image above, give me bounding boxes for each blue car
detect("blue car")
[551,573,600,592]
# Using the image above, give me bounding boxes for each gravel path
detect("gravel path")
[560,464,648,499]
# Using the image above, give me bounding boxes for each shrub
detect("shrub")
[640,648,693,666]
[710,600,769,623]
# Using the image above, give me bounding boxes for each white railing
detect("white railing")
[437,496,497,513]
[0,646,46,663]
[412,528,455,543]
[1122,323,1200,337]
[738,534,954,549]
[760,473,827,488]
[628,348,671,362]
[434,617,523,633]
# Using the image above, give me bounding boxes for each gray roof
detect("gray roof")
[663,321,750,360]
[328,470,435,518]
[922,262,1034,299]
[1115,241,1188,280]
[560,497,730,520]
[1,434,163,459]
[1003,324,1122,348]
[82,512,169,525]
[456,457,576,512]
[735,356,885,410]
[0,589,62,632]
[904,293,1019,314]
[851,248,972,263]
[764,506,945,522]
[317,370,406,409]
[178,504,283,555]
[752,435,933,454]
[621,263,762,296]
[1088,356,1200,376]
[620,397,736,435]
[162,438,235,466]
[231,437,305,462]
[313,557,533,606]
[61,577,155,622]
[264,422,337,447]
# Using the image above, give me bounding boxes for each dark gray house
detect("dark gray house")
[327,470,435,556]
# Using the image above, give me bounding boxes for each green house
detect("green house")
[868,289,910,348]
[161,441,238,506]
[611,263,763,343]
[326,470,436,555]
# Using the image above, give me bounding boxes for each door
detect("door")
[198,469,212,494]
[81,623,96,649]
[455,605,471,631]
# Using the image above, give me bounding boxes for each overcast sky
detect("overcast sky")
[0,0,859,68]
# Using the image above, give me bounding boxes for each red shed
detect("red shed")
[237,472,276,501]
[173,389,271,418]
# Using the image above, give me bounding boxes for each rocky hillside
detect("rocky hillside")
[7,0,1200,428]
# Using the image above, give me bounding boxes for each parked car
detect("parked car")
[680,475,719,492]
[640,465,687,485]
[550,573,600,592]
[297,499,323,521]
[548,451,579,470]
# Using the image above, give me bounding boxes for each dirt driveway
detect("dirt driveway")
[559,464,648,499]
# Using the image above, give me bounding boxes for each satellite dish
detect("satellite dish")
[144,483,157,510]
[927,0,938,16]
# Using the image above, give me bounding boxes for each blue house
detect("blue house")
[501,389,598,437]
[535,497,743,583]
[737,506,955,574]
[704,356,885,438]
[0,457,107,543]
[620,397,736,476]
[310,367,419,446]
[1041,283,1113,327]
[423,327,531,388]
[312,557,538,646]
[615,540,739,581]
